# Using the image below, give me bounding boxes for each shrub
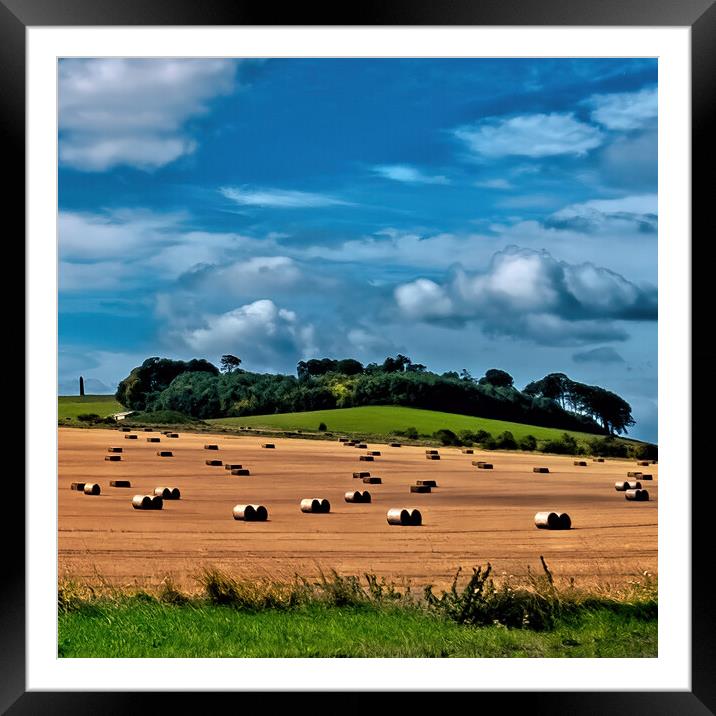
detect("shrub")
[124,410,198,425]
[589,436,629,458]
[77,413,101,423]
[433,428,462,446]
[519,434,537,451]
[494,431,518,450]
[541,433,579,455]
[396,426,419,440]
[317,422,327,432]
[633,442,658,461]
[474,429,492,443]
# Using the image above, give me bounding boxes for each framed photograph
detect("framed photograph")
[9,0,714,710]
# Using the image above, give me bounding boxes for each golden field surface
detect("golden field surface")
[58,427,657,591]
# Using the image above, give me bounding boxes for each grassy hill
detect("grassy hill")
[207,405,604,443]
[58,394,124,422]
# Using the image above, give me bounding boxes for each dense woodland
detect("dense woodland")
[115,354,636,436]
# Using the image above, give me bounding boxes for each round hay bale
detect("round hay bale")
[167,433,179,438]
[461,449,474,454]
[124,434,138,440]
[425,449,439,455]
[625,489,650,501]
[261,443,276,449]
[627,471,642,477]
[233,504,268,521]
[156,451,173,457]
[353,471,371,478]
[154,486,181,500]
[146,437,160,443]
[300,498,330,513]
[477,463,493,469]
[640,474,654,480]
[338,437,349,442]
[150,495,164,510]
[132,495,152,510]
[558,513,572,530]
[471,460,486,467]
[143,428,153,432]
[83,483,101,495]
[230,469,251,476]
[368,450,381,456]
[224,464,243,470]
[533,467,549,473]
[614,481,629,492]
[626,480,642,490]
[416,480,437,487]
[386,508,422,526]
[107,447,123,453]
[410,485,431,493]
[110,480,131,488]
[637,461,650,466]
[363,476,382,484]
[204,444,219,450]
[359,455,374,462]
[573,461,587,467]
[534,511,560,529]
[593,457,605,462]
[104,455,121,461]
[426,454,441,460]
[390,442,402,448]
[205,459,223,466]
[70,482,85,491]
[345,490,371,503]
[119,426,131,432]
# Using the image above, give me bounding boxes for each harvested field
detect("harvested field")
[58,427,657,591]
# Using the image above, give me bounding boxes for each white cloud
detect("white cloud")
[180,299,317,364]
[59,59,237,171]
[393,246,656,344]
[220,186,352,209]
[547,194,657,233]
[588,87,657,131]
[455,113,603,159]
[372,164,449,185]
[474,179,513,190]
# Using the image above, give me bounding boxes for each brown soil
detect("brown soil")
[58,427,657,591]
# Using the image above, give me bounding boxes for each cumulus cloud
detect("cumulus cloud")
[588,86,657,131]
[180,299,317,366]
[572,346,625,364]
[455,113,603,159]
[59,59,238,171]
[372,164,449,185]
[220,186,352,209]
[546,194,657,234]
[393,246,656,344]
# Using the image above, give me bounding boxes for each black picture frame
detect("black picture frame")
[6,0,714,711]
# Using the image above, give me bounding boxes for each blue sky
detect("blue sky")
[58,58,658,441]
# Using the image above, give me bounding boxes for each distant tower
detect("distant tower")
[79,376,85,397]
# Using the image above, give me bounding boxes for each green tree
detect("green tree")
[220,355,242,373]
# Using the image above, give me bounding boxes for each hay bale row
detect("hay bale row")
[300,498,330,513]
[363,477,382,484]
[425,449,439,455]
[233,504,268,521]
[625,489,649,501]
[461,449,474,454]
[166,433,179,438]
[107,447,123,453]
[84,483,101,495]
[387,508,422,526]
[353,471,371,478]
[146,437,160,443]
[355,443,368,449]
[593,457,605,462]
[132,494,163,510]
[124,434,138,440]
[154,486,181,500]
[261,443,276,449]
[533,467,549,473]
[205,459,223,466]
[230,468,251,476]
[410,485,431,493]
[344,490,371,503]
[573,461,587,467]
[70,482,85,491]
[615,480,642,491]
[368,450,381,456]
[426,454,441,460]
[637,461,651,466]
[359,455,374,462]
[477,463,493,470]
[627,471,642,477]
[534,511,571,530]
[104,455,121,462]
[416,480,437,487]
[110,480,131,488]
[224,463,243,470]
[156,451,173,457]
[389,442,402,447]
[204,444,219,450]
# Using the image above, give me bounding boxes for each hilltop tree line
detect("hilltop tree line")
[115,355,635,436]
